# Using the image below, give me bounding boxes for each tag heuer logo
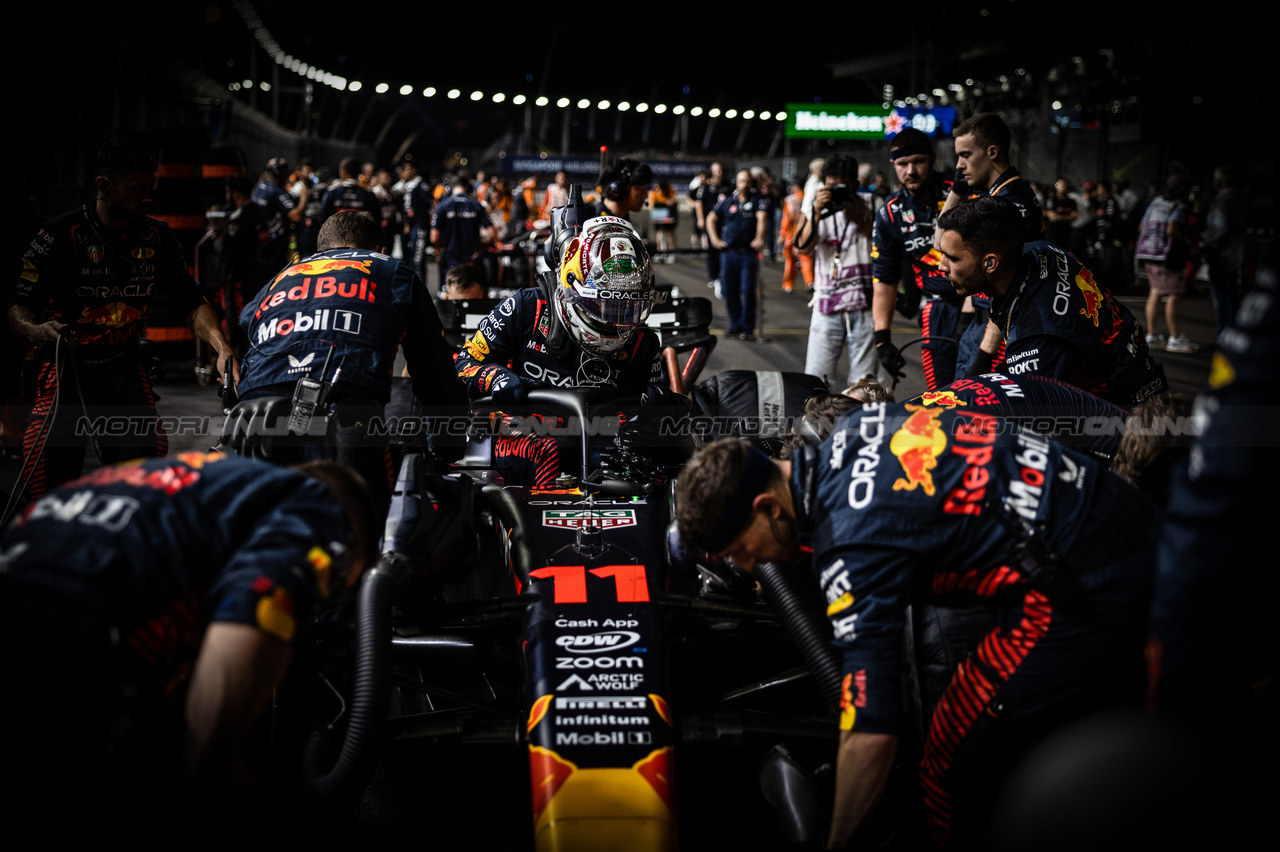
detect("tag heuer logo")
[86,245,105,264]
[543,509,637,530]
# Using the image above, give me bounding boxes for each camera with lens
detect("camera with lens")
[819,183,852,219]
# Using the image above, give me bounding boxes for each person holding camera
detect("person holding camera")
[794,154,891,388]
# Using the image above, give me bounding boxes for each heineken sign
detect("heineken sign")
[785,104,957,139]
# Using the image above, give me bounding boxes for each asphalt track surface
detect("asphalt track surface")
[0,239,1219,849]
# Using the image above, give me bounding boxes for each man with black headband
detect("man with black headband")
[871,128,958,388]
[676,407,1156,849]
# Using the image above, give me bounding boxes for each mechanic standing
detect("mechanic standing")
[7,138,237,506]
[870,128,958,389]
[232,210,464,510]
[454,216,665,487]
[676,408,1156,849]
[936,197,1167,408]
[1,452,377,840]
[940,113,1045,375]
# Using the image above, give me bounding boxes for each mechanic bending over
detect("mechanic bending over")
[453,215,666,487]
[677,411,1156,849]
[230,210,464,510]
[0,453,378,840]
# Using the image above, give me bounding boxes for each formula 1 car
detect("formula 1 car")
[290,380,847,851]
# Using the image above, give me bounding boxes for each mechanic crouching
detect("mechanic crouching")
[228,210,464,510]
[454,215,668,487]
[676,405,1156,850]
[0,453,378,842]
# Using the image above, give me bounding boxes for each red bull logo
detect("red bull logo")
[889,405,948,495]
[1075,267,1105,327]
[917,390,967,409]
[271,257,373,288]
[78,301,144,328]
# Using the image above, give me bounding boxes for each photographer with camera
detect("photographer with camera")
[794,154,891,388]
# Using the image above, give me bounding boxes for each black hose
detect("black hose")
[301,552,409,806]
[755,561,843,710]
[481,485,534,586]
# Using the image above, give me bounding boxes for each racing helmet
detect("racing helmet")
[554,217,655,356]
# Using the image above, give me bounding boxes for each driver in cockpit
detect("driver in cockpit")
[453,215,666,487]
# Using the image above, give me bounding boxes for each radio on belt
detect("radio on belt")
[288,346,342,435]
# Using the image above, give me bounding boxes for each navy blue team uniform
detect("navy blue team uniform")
[318,179,380,228]
[236,248,463,505]
[872,173,957,388]
[956,167,1045,374]
[251,179,300,269]
[431,193,490,290]
[906,373,1127,462]
[11,204,209,499]
[454,288,663,486]
[796,402,1154,847]
[990,241,1166,407]
[1150,263,1279,712]
[712,189,766,335]
[1,453,345,831]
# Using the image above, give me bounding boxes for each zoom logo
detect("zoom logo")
[555,630,642,654]
[555,656,644,670]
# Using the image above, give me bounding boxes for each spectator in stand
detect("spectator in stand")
[1136,175,1199,353]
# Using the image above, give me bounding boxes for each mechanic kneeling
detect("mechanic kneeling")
[229,210,464,509]
[0,453,378,841]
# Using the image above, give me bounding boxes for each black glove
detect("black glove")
[965,349,996,377]
[951,167,970,199]
[478,365,527,403]
[874,329,906,379]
